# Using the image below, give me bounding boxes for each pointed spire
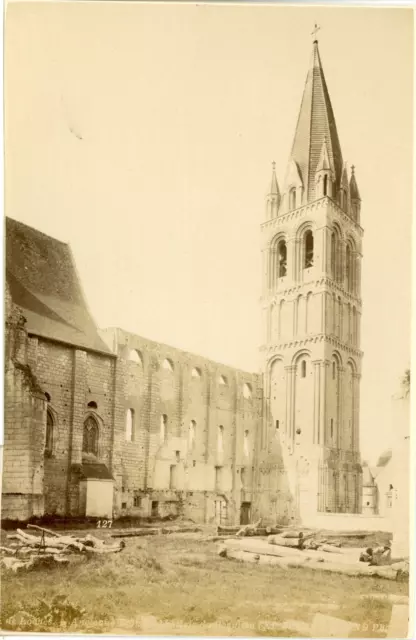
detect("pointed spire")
[288,40,343,203]
[350,165,361,200]
[269,161,280,197]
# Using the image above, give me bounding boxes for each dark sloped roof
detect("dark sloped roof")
[290,40,343,203]
[6,217,113,355]
[80,463,114,480]
[72,462,114,480]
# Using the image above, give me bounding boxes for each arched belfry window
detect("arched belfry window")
[331,232,336,278]
[289,188,296,210]
[304,231,314,269]
[278,240,287,278]
[83,416,99,456]
[323,174,328,196]
[346,243,355,293]
[346,245,351,291]
[301,360,307,378]
[45,408,54,456]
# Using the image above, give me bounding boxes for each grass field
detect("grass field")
[0,530,409,637]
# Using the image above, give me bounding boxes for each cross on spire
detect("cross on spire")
[272,161,276,171]
[311,23,321,42]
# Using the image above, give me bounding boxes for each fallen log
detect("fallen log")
[222,539,364,565]
[111,529,159,538]
[236,519,262,537]
[268,535,304,549]
[221,547,403,580]
[279,530,304,539]
[161,526,202,534]
[27,524,61,538]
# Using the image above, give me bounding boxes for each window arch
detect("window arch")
[243,383,252,399]
[162,358,174,372]
[277,240,287,278]
[289,188,296,210]
[219,375,228,386]
[126,408,135,442]
[83,416,99,457]
[323,174,328,196]
[128,349,143,365]
[191,367,201,378]
[45,408,54,456]
[304,230,314,268]
[87,401,97,410]
[160,414,168,442]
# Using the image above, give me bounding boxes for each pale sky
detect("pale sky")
[5,3,413,464]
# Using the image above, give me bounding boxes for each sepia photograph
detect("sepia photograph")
[1,2,413,638]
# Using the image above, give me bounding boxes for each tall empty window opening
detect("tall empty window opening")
[278,240,287,278]
[189,420,196,450]
[301,360,307,378]
[125,409,134,442]
[217,425,224,453]
[160,414,168,442]
[244,430,249,457]
[45,409,54,456]
[323,174,328,196]
[215,466,222,491]
[169,465,177,489]
[304,231,314,268]
[128,349,143,365]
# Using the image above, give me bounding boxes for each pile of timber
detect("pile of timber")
[111,525,202,538]
[217,520,283,538]
[1,524,125,573]
[218,535,408,581]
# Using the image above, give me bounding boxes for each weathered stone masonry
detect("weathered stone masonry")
[3,39,365,527]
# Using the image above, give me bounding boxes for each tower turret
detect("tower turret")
[350,165,361,223]
[265,161,281,220]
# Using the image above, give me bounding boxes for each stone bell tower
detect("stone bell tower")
[254,38,363,525]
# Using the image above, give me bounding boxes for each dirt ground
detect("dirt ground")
[0,529,409,637]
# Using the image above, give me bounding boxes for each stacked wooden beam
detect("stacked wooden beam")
[111,525,202,538]
[218,535,408,581]
[1,525,125,573]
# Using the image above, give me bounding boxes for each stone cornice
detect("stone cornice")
[260,334,363,359]
[261,196,363,237]
[260,277,362,307]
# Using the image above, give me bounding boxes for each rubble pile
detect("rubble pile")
[1,524,125,573]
